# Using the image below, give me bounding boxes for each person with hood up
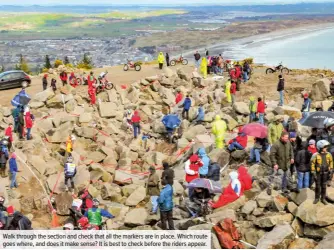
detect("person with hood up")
[175,90,183,105]
[277,75,285,106]
[198,148,210,178]
[228,126,248,151]
[182,95,192,120]
[161,162,174,186]
[257,97,266,125]
[211,115,227,149]
[131,110,141,139]
[209,171,242,209]
[194,104,205,124]
[200,57,208,79]
[311,140,333,205]
[165,53,170,67]
[268,116,284,145]
[295,141,312,191]
[194,51,201,69]
[301,93,311,118]
[249,96,257,123]
[158,179,174,230]
[225,79,232,103]
[42,74,48,90]
[147,166,160,214]
[238,166,253,191]
[185,154,203,183]
[0,140,9,178]
[9,152,19,189]
[330,78,334,96]
[308,139,317,154]
[158,52,165,70]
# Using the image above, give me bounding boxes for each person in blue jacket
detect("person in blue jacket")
[9,153,19,189]
[158,180,174,230]
[198,148,210,178]
[182,95,192,120]
[84,198,114,229]
[194,104,205,124]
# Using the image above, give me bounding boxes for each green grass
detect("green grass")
[97,9,187,19]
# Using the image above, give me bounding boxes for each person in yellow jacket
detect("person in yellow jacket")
[249,96,257,123]
[268,116,284,145]
[225,80,232,103]
[211,115,227,149]
[158,52,165,70]
[311,140,333,205]
[200,57,207,79]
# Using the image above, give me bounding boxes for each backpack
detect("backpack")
[207,162,221,181]
[213,218,243,249]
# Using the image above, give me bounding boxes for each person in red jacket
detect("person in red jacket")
[60,71,68,86]
[227,127,248,151]
[235,63,242,91]
[25,111,33,140]
[257,97,266,125]
[175,90,183,105]
[238,166,252,191]
[229,68,236,80]
[5,123,13,150]
[185,154,203,183]
[230,80,237,104]
[87,72,96,106]
[308,139,317,155]
[131,110,141,139]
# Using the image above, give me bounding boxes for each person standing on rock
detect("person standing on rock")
[17,107,25,140]
[311,140,333,205]
[200,57,208,79]
[230,80,237,105]
[277,75,285,106]
[194,51,201,69]
[269,132,294,195]
[88,72,97,106]
[24,108,33,140]
[317,118,334,156]
[295,142,312,192]
[268,116,284,145]
[165,53,170,67]
[147,166,160,215]
[64,156,77,193]
[131,110,141,139]
[301,93,311,118]
[242,61,250,83]
[193,103,205,125]
[51,78,57,92]
[161,162,174,186]
[84,198,114,229]
[0,140,9,178]
[158,52,165,70]
[175,90,183,105]
[211,115,227,149]
[182,95,192,120]
[225,79,232,104]
[257,97,266,125]
[248,96,257,123]
[42,74,48,91]
[60,71,68,86]
[9,153,19,189]
[5,123,13,151]
[158,179,174,230]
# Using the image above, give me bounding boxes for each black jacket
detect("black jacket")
[295,143,312,173]
[328,103,334,112]
[277,79,285,91]
[161,167,174,186]
[330,83,334,96]
[42,78,48,86]
[207,162,220,181]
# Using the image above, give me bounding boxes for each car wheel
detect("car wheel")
[21,81,29,88]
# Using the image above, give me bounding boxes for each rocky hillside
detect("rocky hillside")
[1,65,334,248]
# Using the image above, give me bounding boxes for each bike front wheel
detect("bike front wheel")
[281,67,290,75]
[105,82,114,90]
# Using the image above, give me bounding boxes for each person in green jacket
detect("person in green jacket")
[84,198,114,229]
[249,96,257,123]
[268,116,284,145]
[11,106,21,133]
[211,115,227,149]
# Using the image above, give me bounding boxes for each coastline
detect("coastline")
[183,22,334,65]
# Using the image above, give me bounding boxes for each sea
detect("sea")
[222,27,334,70]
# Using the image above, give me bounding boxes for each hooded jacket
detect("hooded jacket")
[198,148,210,176]
[229,132,248,149]
[211,115,227,138]
[277,78,285,91]
[158,52,165,64]
[185,155,203,183]
[183,97,192,111]
[238,166,252,191]
[25,112,33,129]
[5,126,13,142]
[268,122,284,145]
[147,170,160,196]
[257,100,266,114]
[158,184,173,212]
[175,92,183,104]
[195,106,205,122]
[249,97,256,113]
[295,142,312,173]
[270,139,294,171]
[200,58,208,77]
[131,111,141,124]
[161,164,174,186]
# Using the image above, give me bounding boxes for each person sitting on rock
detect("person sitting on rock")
[248,137,270,164]
[227,126,248,152]
[197,148,210,178]
[185,187,211,218]
[84,198,114,229]
[185,154,203,184]
[4,206,32,230]
[193,104,205,125]
[64,156,77,193]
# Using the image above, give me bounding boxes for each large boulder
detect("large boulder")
[288,238,317,249]
[296,199,334,226]
[125,186,146,206]
[233,102,250,115]
[257,224,295,249]
[254,213,293,228]
[182,125,207,141]
[304,224,334,239]
[46,94,64,108]
[274,106,302,119]
[99,102,118,118]
[241,200,257,215]
[310,78,331,101]
[316,231,334,249]
[55,192,73,216]
[206,209,236,224]
[33,88,55,102]
[290,188,315,205]
[124,208,148,227]
[28,156,47,175]
[29,101,45,109]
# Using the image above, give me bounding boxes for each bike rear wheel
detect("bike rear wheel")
[170,60,176,66]
[182,59,188,65]
[266,68,274,74]
[105,82,114,90]
[281,67,290,75]
[123,64,129,71]
[135,65,141,71]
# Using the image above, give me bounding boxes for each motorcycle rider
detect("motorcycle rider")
[84,198,114,229]
[317,118,334,157]
[64,156,77,193]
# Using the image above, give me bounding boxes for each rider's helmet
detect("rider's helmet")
[92,198,100,207]
[1,139,8,146]
[324,118,334,129]
[63,223,74,230]
[317,140,330,151]
[78,217,89,228]
[67,156,73,163]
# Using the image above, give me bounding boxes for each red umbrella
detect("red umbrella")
[242,123,268,138]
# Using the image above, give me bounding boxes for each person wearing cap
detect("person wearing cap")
[42,74,48,91]
[311,140,333,205]
[295,141,312,192]
[301,93,311,118]
[147,166,160,214]
[9,152,19,189]
[308,139,317,155]
[227,127,248,152]
[277,75,285,106]
[268,116,284,145]
[84,198,114,229]
[64,156,77,193]
[257,97,266,125]
[161,162,174,186]
[270,131,294,195]
[158,179,174,230]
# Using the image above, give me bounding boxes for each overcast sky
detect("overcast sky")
[0,0,333,5]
